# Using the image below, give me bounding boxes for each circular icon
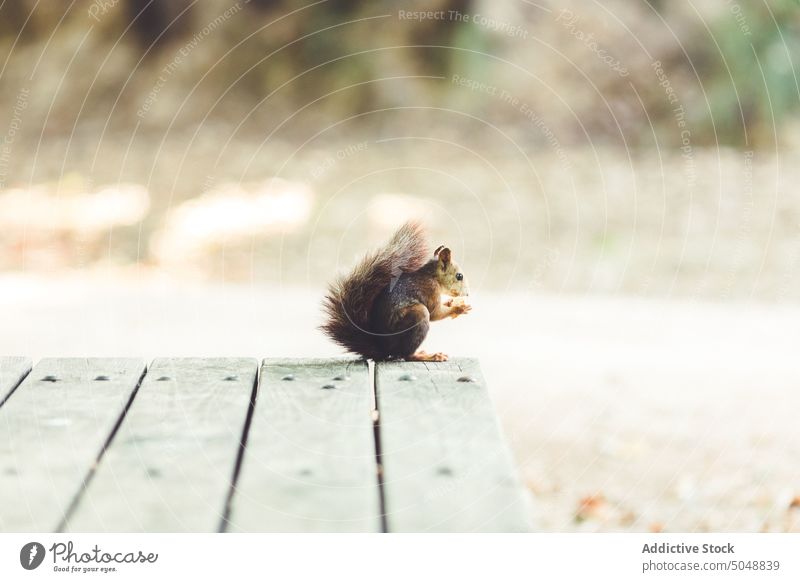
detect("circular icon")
[20,542,45,570]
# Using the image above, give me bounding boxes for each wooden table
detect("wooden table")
[0,357,531,532]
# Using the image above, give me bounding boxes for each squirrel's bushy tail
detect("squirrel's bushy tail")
[321,221,429,359]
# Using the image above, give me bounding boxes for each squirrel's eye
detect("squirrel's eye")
[456,273,463,281]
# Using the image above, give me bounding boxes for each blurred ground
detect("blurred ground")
[3,137,800,301]
[2,271,799,532]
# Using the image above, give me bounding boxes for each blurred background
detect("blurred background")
[1,0,799,532]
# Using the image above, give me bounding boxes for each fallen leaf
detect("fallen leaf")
[620,510,637,526]
[576,494,608,522]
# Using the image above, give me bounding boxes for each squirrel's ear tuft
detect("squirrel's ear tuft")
[438,247,451,265]
[433,245,445,258]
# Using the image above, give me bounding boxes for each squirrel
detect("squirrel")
[321,221,471,362]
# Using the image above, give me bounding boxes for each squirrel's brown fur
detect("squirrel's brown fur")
[321,222,470,361]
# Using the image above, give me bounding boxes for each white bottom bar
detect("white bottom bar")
[1,533,797,581]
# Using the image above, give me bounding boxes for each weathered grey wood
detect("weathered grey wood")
[227,358,380,532]
[376,358,531,532]
[65,358,257,532]
[0,358,146,532]
[0,357,31,406]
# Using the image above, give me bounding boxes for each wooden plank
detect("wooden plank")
[65,358,258,532]
[0,357,32,406]
[0,358,146,532]
[376,358,532,532]
[227,358,380,532]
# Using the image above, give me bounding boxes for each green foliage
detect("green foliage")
[693,0,800,146]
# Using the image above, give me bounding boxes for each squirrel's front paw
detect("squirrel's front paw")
[450,303,472,318]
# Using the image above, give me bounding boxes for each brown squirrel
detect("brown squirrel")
[321,221,471,361]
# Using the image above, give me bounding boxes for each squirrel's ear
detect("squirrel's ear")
[438,247,451,265]
[433,245,445,258]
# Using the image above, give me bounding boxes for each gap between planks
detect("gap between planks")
[218,369,260,532]
[56,364,148,532]
[0,358,148,532]
[0,357,32,409]
[224,358,380,532]
[368,359,389,534]
[63,358,259,532]
[374,358,532,532]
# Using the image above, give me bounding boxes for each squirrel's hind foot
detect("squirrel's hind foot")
[407,351,449,362]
